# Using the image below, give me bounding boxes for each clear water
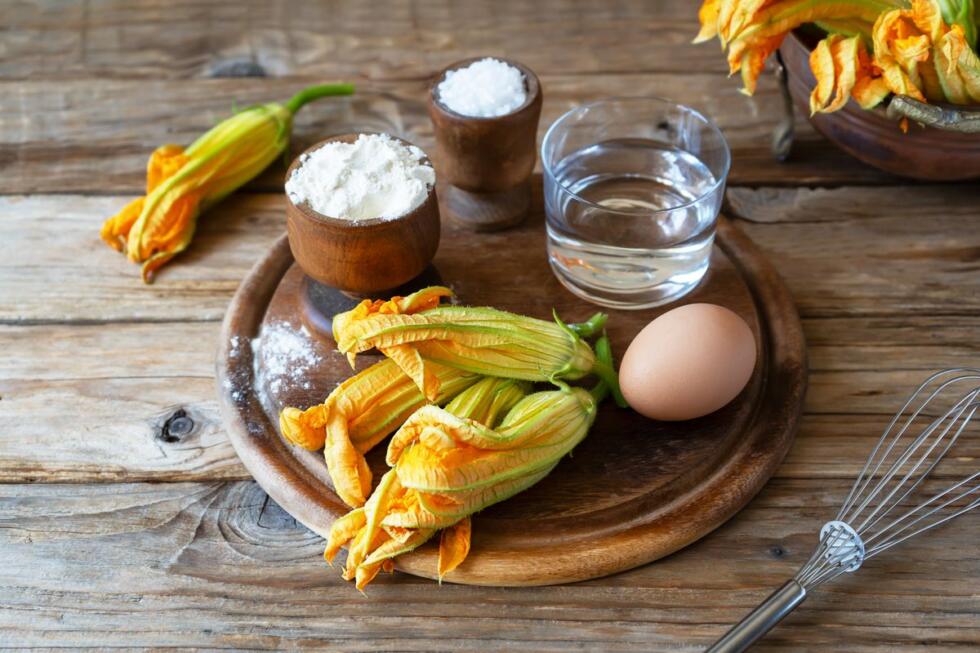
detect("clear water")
[545,138,721,309]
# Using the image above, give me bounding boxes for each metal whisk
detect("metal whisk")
[707,368,980,652]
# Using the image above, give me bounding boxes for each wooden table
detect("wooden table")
[1,2,977,650]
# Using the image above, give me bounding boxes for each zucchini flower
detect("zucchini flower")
[696,0,980,111]
[695,0,903,95]
[809,34,892,113]
[325,337,616,591]
[325,376,531,589]
[332,286,624,406]
[870,1,980,106]
[280,357,480,508]
[100,83,354,282]
[280,293,614,509]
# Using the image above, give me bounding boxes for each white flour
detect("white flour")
[223,335,246,402]
[252,321,321,395]
[437,58,527,117]
[285,133,435,221]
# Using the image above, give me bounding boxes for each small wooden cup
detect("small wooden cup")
[428,57,543,231]
[285,134,441,295]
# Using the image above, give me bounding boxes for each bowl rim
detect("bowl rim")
[540,95,732,217]
[285,132,436,229]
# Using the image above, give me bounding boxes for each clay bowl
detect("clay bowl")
[780,31,980,181]
[285,134,441,295]
[428,57,543,193]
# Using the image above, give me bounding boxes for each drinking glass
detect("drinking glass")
[541,97,731,309]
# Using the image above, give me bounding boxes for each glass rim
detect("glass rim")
[540,96,732,217]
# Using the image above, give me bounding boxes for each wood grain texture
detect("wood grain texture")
[727,185,980,318]
[2,322,975,484]
[2,0,978,648]
[439,180,534,232]
[0,74,893,196]
[0,480,976,651]
[2,184,974,325]
[0,194,285,324]
[0,0,717,81]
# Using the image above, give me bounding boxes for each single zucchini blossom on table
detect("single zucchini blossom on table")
[100,83,355,282]
[695,0,980,117]
[326,337,615,591]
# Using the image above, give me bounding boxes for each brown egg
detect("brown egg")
[619,303,757,421]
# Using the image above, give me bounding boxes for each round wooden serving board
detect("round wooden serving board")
[216,210,807,587]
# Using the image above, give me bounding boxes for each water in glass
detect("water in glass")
[546,138,719,308]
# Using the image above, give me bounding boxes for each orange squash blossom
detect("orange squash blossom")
[284,288,620,590]
[695,0,980,118]
[100,83,354,282]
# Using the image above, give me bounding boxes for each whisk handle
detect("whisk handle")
[705,580,807,653]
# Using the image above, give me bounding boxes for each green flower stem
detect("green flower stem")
[285,83,355,115]
[591,333,626,407]
[568,312,609,339]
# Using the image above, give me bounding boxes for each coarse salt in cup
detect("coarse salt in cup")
[541,97,731,309]
[428,57,543,231]
[435,57,528,118]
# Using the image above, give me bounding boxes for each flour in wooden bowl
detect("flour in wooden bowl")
[285,133,435,221]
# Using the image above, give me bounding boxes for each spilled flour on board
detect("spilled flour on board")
[252,321,322,399]
[223,335,247,402]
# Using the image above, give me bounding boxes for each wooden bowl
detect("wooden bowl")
[428,58,543,231]
[285,134,441,294]
[779,31,980,181]
[429,57,543,192]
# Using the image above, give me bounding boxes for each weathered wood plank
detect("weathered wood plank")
[805,316,979,371]
[0,0,715,81]
[0,480,976,651]
[2,184,975,481]
[3,2,976,650]
[0,318,239,482]
[0,374,240,482]
[2,317,976,483]
[727,186,980,225]
[2,184,974,481]
[4,317,974,381]
[730,186,980,319]
[0,193,284,324]
[2,185,974,325]
[0,72,892,195]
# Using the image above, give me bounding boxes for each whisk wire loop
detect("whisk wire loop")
[850,391,978,537]
[837,371,980,532]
